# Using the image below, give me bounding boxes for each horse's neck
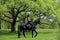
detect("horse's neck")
[33,23,37,26]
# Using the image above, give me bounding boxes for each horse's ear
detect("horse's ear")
[38,18,40,24]
[38,18,40,21]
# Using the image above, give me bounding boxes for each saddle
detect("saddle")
[26,24,31,28]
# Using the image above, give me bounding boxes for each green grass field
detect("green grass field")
[0,29,60,40]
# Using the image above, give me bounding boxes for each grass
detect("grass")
[0,29,59,40]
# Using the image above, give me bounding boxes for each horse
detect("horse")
[18,18,40,38]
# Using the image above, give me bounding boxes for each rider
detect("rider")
[25,14,32,25]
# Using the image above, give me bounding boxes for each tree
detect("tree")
[0,0,38,32]
[0,0,59,32]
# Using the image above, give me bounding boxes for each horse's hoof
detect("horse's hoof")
[32,36,33,38]
[18,36,20,38]
[34,36,36,37]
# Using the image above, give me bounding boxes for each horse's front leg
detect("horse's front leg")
[34,30,38,37]
[23,30,26,37]
[32,30,34,38]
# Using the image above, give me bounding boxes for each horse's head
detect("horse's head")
[34,18,40,25]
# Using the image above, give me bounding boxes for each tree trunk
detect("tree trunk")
[11,19,16,32]
[0,19,1,29]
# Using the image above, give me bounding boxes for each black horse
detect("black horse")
[18,18,40,38]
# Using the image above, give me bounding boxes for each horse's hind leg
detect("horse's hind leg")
[18,30,21,38]
[23,30,26,37]
[18,26,22,38]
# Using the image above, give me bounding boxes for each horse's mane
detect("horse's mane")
[33,18,40,24]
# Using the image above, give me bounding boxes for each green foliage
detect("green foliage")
[0,0,60,29]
